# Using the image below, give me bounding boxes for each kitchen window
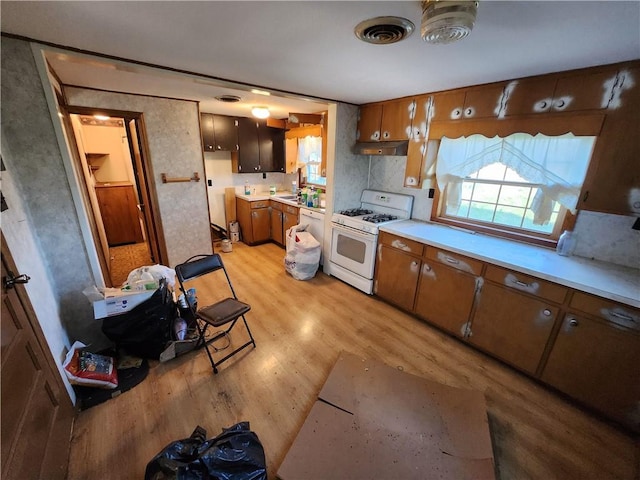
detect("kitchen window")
[433,133,596,244]
[298,135,326,186]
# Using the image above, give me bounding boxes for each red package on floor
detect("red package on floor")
[63,341,118,389]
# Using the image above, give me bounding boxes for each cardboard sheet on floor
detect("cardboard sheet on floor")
[277,352,495,480]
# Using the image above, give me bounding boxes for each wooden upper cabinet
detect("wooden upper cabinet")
[380,98,415,140]
[463,84,506,119]
[504,67,619,116]
[578,65,640,215]
[236,117,260,173]
[212,115,239,151]
[411,95,432,140]
[200,113,215,152]
[356,104,383,141]
[431,90,466,122]
[356,98,414,142]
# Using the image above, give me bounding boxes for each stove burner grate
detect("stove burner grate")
[339,208,374,217]
[362,214,398,223]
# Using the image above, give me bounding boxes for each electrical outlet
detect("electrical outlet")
[262,172,266,179]
[207,179,212,187]
[428,188,435,198]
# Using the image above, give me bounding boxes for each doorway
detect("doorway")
[64,108,166,286]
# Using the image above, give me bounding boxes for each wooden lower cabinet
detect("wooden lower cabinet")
[236,198,270,245]
[468,282,558,375]
[542,313,640,432]
[374,244,421,311]
[282,205,299,237]
[414,260,478,338]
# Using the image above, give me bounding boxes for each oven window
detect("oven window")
[336,233,367,264]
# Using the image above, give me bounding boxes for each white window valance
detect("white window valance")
[436,133,596,224]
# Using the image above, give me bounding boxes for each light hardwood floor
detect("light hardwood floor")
[68,242,639,479]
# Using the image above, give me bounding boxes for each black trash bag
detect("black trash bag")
[145,422,267,480]
[101,280,177,359]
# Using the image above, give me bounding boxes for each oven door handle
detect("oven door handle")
[331,223,376,240]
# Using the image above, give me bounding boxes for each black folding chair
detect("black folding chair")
[174,254,256,373]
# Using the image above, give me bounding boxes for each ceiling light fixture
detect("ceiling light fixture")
[251,106,270,119]
[215,95,242,103]
[421,0,478,45]
[93,114,111,121]
[251,89,271,96]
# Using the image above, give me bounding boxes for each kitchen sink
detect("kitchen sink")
[277,195,297,200]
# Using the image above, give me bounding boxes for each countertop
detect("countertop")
[380,219,640,308]
[236,191,326,214]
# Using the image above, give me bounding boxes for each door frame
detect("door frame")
[63,106,168,285]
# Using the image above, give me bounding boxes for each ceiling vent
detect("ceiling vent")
[421,0,478,45]
[354,16,415,45]
[215,95,242,103]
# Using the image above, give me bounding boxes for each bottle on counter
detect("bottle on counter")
[292,181,297,195]
[244,180,251,195]
[312,188,319,208]
[307,186,315,207]
[556,230,577,256]
[270,185,276,195]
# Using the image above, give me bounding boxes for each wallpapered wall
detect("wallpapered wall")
[65,87,212,267]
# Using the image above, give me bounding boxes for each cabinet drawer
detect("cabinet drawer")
[378,232,424,256]
[250,200,270,209]
[425,247,483,276]
[270,200,283,211]
[283,205,298,215]
[570,291,640,331]
[485,265,568,304]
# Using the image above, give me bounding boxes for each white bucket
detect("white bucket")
[230,232,240,243]
[229,221,239,233]
[221,239,232,253]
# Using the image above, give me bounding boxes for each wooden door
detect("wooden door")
[469,282,558,375]
[95,184,144,246]
[373,245,420,312]
[285,137,298,174]
[213,115,238,151]
[1,237,75,480]
[237,118,260,173]
[380,98,414,140]
[200,113,216,151]
[270,127,285,173]
[251,207,271,243]
[356,104,383,142]
[235,198,253,244]
[541,313,640,432]
[283,207,299,235]
[414,261,477,338]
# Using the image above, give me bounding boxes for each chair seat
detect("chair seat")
[198,298,251,327]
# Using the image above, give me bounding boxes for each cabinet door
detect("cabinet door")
[263,126,285,172]
[430,90,466,121]
[553,68,619,112]
[469,282,558,374]
[235,198,253,244]
[251,207,271,243]
[462,84,505,119]
[578,66,640,215]
[356,104,383,141]
[283,207,299,234]
[414,260,478,338]
[380,98,414,141]
[542,314,640,432]
[285,137,298,174]
[503,76,558,115]
[270,208,284,245]
[213,115,238,151]
[411,95,432,140]
[200,113,216,152]
[237,118,260,173]
[373,245,420,311]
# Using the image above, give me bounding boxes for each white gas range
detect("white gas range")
[329,190,413,294]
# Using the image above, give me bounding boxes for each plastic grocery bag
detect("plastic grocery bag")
[144,422,267,480]
[284,224,321,280]
[126,264,176,289]
[63,341,118,389]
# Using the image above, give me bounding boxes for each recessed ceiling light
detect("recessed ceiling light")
[251,89,271,96]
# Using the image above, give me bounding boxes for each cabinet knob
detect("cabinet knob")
[568,318,579,327]
[382,131,390,139]
[542,309,552,317]
[411,260,418,267]
[451,108,462,119]
[464,107,475,118]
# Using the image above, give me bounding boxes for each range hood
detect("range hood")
[353,141,408,156]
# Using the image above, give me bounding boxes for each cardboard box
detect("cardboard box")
[92,288,155,319]
[277,352,495,480]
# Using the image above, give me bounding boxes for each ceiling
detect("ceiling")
[2,1,639,119]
